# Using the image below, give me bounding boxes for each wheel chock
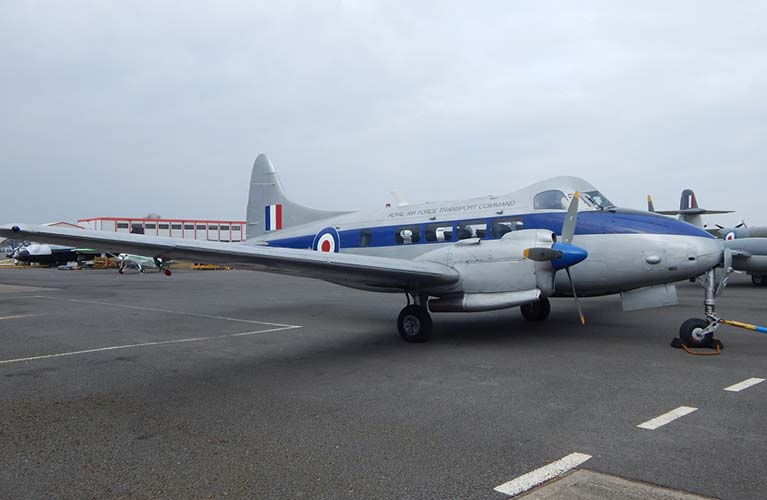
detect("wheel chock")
[670,337,723,355]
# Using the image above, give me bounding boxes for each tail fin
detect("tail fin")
[246,154,348,240]
[647,195,655,213]
[680,189,698,210]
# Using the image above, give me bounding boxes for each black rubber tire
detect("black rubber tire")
[520,298,551,322]
[752,275,767,287]
[397,305,432,343]
[679,318,713,348]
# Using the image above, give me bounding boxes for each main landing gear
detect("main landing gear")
[675,269,723,349]
[520,297,550,322]
[398,294,432,343]
[752,275,767,287]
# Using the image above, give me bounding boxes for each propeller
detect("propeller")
[523,192,588,325]
[715,247,733,296]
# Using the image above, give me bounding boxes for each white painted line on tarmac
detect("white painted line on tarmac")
[0,314,42,321]
[494,452,592,497]
[33,296,296,328]
[724,377,765,392]
[0,325,301,365]
[637,406,697,430]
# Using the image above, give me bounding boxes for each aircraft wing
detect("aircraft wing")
[0,224,460,291]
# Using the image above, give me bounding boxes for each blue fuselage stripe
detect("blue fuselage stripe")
[264,211,713,250]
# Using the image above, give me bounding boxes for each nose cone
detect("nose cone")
[551,242,588,270]
[14,248,30,262]
[691,237,724,272]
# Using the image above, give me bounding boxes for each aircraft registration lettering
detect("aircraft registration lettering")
[387,200,516,218]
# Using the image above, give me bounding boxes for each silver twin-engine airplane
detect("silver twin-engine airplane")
[0,154,728,346]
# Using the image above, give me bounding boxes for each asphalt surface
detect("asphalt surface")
[0,268,765,500]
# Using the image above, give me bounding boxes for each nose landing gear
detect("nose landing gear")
[674,269,723,349]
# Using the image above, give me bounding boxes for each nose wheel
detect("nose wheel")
[678,318,715,348]
[398,298,432,343]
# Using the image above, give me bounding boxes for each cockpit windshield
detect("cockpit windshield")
[581,190,614,209]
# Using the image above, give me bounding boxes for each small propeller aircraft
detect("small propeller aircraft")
[116,253,170,275]
[0,154,727,346]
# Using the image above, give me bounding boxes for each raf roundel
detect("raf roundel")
[313,227,340,253]
[725,232,736,241]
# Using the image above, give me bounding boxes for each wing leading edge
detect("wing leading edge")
[0,224,460,292]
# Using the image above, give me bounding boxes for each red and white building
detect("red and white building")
[78,217,246,242]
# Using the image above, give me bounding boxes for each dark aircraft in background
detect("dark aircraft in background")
[649,189,767,287]
[12,244,100,267]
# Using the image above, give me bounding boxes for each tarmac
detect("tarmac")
[0,267,765,500]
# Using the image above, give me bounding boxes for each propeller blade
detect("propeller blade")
[716,247,733,296]
[565,267,586,326]
[715,224,724,229]
[523,247,563,262]
[561,192,580,245]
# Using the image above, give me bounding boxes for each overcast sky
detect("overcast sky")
[1,1,765,227]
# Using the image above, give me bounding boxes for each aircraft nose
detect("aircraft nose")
[15,248,30,262]
[690,237,724,272]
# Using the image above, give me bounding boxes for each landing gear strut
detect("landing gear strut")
[520,297,550,322]
[676,269,722,349]
[398,293,432,343]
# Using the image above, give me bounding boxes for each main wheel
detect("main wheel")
[397,305,432,343]
[752,275,767,287]
[520,298,551,322]
[679,318,713,348]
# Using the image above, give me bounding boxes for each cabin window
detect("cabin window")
[424,224,453,242]
[231,225,241,231]
[171,224,182,230]
[490,218,523,238]
[196,224,206,230]
[456,220,487,240]
[360,229,373,247]
[184,224,194,230]
[116,223,129,229]
[395,226,421,244]
[158,224,169,230]
[145,223,156,230]
[209,225,218,231]
[220,225,230,231]
[534,190,568,210]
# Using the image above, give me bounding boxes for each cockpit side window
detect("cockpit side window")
[534,190,568,210]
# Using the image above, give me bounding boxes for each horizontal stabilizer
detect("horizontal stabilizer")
[655,209,733,216]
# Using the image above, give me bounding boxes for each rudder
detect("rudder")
[245,154,347,240]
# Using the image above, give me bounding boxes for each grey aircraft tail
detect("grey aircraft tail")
[647,188,733,228]
[246,154,348,240]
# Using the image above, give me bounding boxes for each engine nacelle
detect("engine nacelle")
[417,229,557,298]
[429,289,542,313]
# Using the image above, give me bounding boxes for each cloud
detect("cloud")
[1,1,765,226]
